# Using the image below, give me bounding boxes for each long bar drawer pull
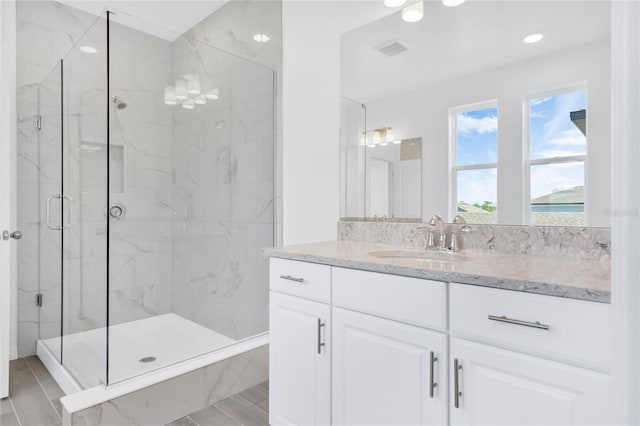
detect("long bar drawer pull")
[280,274,304,283]
[488,315,550,330]
[429,351,438,398]
[454,358,462,408]
[317,319,326,354]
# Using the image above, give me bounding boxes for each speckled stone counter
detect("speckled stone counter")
[264,241,611,303]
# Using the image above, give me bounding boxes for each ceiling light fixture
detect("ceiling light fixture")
[79,46,97,54]
[182,99,195,110]
[384,0,406,7]
[253,33,270,43]
[402,1,424,23]
[442,0,466,6]
[194,95,207,105]
[523,33,544,44]
[206,88,219,100]
[187,77,201,95]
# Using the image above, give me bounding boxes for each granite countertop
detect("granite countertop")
[264,240,611,303]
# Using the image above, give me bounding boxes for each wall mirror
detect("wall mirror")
[340,0,611,227]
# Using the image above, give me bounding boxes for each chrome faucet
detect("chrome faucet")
[421,214,471,252]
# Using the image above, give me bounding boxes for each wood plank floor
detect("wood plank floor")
[2,357,269,426]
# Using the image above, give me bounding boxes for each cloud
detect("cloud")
[457,113,497,135]
[548,128,586,147]
[530,96,552,107]
[457,169,497,205]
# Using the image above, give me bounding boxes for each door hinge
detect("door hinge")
[36,116,42,130]
[36,293,43,307]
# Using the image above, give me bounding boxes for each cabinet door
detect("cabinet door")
[450,338,612,425]
[332,307,447,426]
[269,291,330,426]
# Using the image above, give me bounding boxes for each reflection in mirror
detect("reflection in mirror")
[367,137,422,220]
[341,0,611,227]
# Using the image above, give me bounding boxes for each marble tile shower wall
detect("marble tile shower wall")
[107,23,174,327]
[170,37,274,340]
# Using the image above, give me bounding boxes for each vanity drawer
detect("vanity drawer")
[332,267,446,330]
[450,283,611,369]
[270,258,331,303]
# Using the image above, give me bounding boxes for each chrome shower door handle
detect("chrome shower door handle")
[62,195,73,229]
[46,195,63,231]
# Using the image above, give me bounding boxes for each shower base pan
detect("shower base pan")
[37,313,269,425]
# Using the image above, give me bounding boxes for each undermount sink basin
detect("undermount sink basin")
[368,249,468,262]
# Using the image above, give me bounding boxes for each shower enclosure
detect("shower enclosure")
[36,10,275,389]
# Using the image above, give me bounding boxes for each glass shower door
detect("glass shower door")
[38,62,63,363]
[59,15,109,389]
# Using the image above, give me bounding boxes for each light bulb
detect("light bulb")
[164,85,177,105]
[442,0,465,6]
[175,79,188,100]
[402,1,424,22]
[523,33,544,44]
[206,88,219,100]
[187,77,201,95]
[182,99,195,110]
[385,127,394,143]
[384,0,406,7]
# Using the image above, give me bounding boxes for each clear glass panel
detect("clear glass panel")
[530,162,584,226]
[38,62,63,363]
[61,15,108,389]
[340,98,366,219]
[457,168,497,224]
[529,90,587,160]
[456,107,498,166]
[107,12,275,384]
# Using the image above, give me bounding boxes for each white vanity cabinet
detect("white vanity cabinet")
[449,283,613,425]
[269,259,332,426]
[331,268,447,426]
[268,257,613,426]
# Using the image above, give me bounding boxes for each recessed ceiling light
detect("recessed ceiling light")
[384,0,406,7]
[523,33,544,44]
[253,34,270,43]
[79,46,97,54]
[402,1,424,23]
[442,0,466,6]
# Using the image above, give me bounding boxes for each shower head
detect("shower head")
[111,96,127,109]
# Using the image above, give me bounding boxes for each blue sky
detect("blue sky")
[456,90,586,205]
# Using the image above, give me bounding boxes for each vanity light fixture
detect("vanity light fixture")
[164,86,177,105]
[253,33,270,43]
[385,127,394,143]
[402,0,424,23]
[362,127,396,148]
[384,0,406,7]
[523,33,544,44]
[175,79,188,100]
[79,46,97,54]
[442,0,466,6]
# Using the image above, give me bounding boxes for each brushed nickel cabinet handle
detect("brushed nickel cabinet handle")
[454,358,462,408]
[280,274,304,283]
[488,315,550,330]
[430,351,438,398]
[317,318,325,354]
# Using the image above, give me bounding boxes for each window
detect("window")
[452,104,498,224]
[528,88,586,226]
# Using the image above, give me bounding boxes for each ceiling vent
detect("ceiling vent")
[374,39,408,57]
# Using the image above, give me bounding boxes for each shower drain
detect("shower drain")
[139,356,156,363]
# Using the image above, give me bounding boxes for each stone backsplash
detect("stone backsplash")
[337,221,611,262]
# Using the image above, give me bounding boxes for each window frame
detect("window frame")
[524,83,588,225]
[449,100,499,221]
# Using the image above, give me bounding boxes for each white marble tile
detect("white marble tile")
[65,346,268,426]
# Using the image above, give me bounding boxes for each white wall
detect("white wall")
[282,1,391,244]
[365,40,611,226]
